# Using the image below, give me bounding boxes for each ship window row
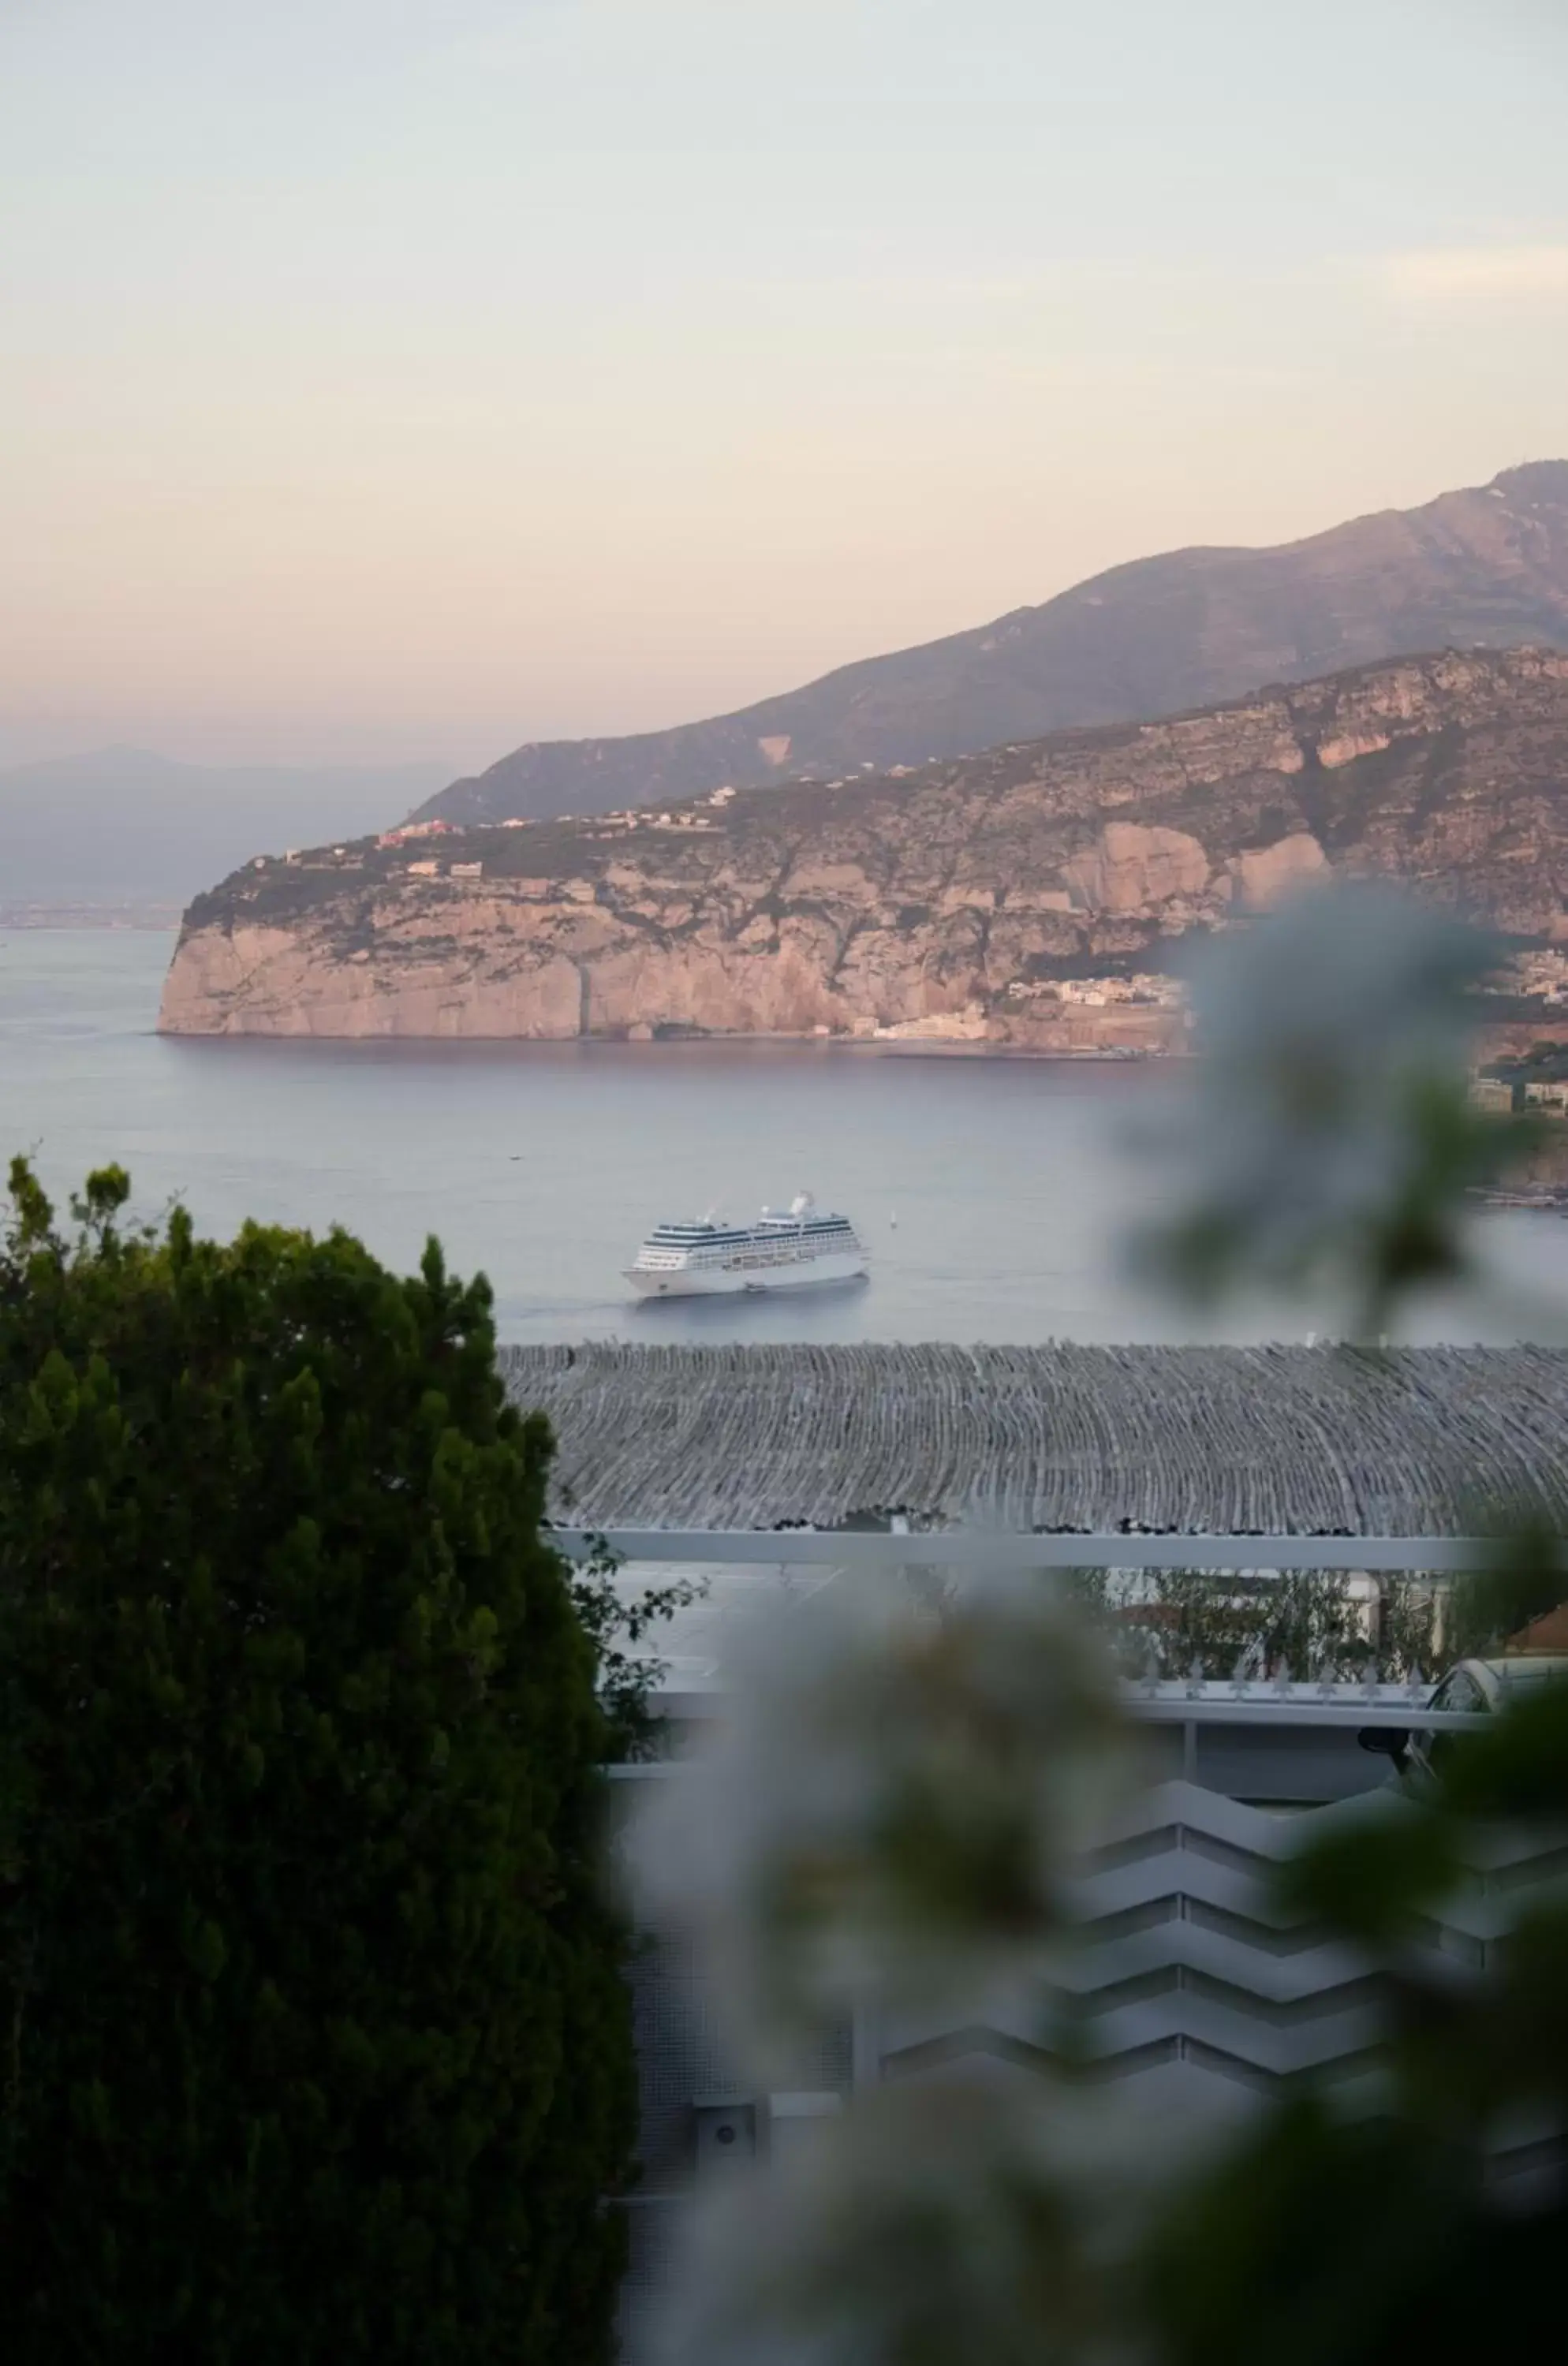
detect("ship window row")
[648,1220,853,1237]
[637,1240,856,1269]
[644,1234,853,1249]
[648,1230,747,1249]
[641,1229,857,1257]
[647,1230,749,1245]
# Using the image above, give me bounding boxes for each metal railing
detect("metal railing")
[548,1526,1514,1574]
[550,1525,1522,1741]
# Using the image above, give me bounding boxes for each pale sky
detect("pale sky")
[2,0,1566,771]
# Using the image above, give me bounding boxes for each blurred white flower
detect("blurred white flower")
[657,2071,1166,2366]
[631,1566,1129,2079]
[1130,883,1500,1324]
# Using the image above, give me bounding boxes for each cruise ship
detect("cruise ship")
[625,1193,868,1297]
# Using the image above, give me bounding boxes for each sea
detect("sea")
[4,927,1567,1349]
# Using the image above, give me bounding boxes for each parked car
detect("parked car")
[1360,1655,1568,1786]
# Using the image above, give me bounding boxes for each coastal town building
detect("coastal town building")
[379,819,460,849]
[1485,947,1568,1002]
[1007,972,1184,1011]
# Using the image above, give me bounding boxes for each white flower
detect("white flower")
[630,1568,1129,2079]
[1130,884,1498,1319]
[656,2071,1167,2366]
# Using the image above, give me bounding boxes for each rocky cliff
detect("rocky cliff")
[160,648,1568,1043]
[415,461,1568,827]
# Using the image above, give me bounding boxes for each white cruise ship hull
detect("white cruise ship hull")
[625,1248,868,1297]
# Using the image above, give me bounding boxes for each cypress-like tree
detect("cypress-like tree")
[0,1162,633,2365]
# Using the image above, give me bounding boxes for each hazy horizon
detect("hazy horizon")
[5,0,1567,774]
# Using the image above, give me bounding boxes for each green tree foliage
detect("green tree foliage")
[565,1532,703,1763]
[1441,1525,1568,1661]
[1077,1566,1441,1683]
[0,1162,634,2365]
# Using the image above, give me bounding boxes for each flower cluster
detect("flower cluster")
[1131,884,1502,1329]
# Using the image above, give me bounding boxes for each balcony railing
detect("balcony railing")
[548,1524,1519,1573]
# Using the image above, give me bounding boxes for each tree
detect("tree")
[1074,1566,1441,1685]
[1440,1527,1568,1662]
[0,1162,634,2365]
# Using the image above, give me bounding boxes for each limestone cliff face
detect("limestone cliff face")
[159,648,1568,1043]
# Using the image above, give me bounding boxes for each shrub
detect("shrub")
[0,1162,633,2365]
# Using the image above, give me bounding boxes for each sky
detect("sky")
[2,0,1566,773]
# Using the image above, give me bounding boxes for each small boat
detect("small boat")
[625,1192,869,1297]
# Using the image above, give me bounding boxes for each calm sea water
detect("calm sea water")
[3,929,1566,1347]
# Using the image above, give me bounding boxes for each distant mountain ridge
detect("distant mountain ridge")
[0,748,450,912]
[416,460,1568,827]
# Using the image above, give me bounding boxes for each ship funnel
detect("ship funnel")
[788,1190,814,1218]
